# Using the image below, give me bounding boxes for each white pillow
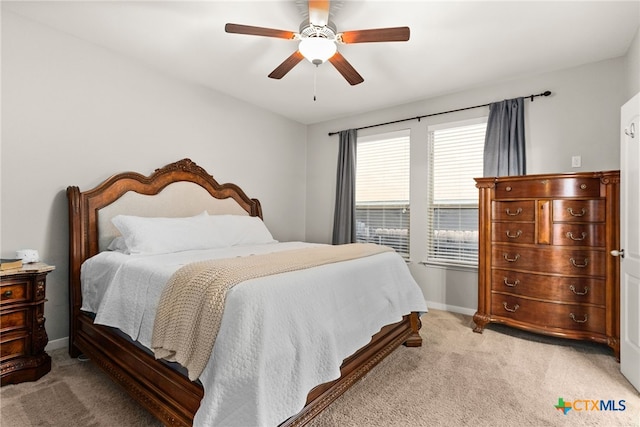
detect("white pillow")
[107,236,129,253]
[111,212,227,254]
[207,215,277,246]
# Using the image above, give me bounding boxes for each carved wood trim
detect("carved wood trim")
[77,339,189,426]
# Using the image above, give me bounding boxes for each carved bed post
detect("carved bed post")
[403,312,423,347]
[66,186,84,358]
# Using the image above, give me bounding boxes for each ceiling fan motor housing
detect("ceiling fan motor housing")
[298,22,338,64]
[299,21,337,39]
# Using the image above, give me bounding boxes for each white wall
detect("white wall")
[306,57,628,314]
[625,27,640,99]
[1,11,307,343]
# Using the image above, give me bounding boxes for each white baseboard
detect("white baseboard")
[45,337,69,352]
[425,301,476,316]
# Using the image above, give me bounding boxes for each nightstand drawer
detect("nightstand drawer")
[0,333,28,361]
[0,281,29,305]
[0,308,29,334]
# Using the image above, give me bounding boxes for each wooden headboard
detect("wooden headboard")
[66,158,262,353]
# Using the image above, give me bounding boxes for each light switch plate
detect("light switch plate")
[571,155,581,168]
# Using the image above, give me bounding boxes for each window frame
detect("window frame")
[354,129,411,258]
[425,117,487,269]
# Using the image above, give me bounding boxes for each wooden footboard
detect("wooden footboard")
[282,312,422,426]
[73,311,421,426]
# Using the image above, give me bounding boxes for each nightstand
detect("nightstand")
[1,262,55,385]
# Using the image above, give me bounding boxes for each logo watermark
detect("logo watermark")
[555,397,627,415]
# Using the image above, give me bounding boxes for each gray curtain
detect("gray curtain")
[483,97,526,177]
[332,129,357,245]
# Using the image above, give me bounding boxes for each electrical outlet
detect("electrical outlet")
[571,155,581,168]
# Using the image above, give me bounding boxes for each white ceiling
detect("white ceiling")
[4,1,639,124]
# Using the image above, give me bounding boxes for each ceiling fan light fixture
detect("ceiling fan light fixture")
[299,37,337,65]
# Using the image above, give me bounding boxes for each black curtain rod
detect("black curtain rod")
[327,90,552,136]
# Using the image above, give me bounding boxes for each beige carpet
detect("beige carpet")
[1,309,638,426]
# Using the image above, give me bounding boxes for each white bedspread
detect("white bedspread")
[81,242,427,426]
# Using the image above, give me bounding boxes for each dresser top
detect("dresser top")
[474,170,619,184]
[0,262,55,278]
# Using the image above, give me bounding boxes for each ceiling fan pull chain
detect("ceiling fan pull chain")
[313,65,318,101]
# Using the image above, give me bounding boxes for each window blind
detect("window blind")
[355,130,410,258]
[426,120,486,266]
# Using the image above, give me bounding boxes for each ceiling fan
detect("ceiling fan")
[225,0,410,86]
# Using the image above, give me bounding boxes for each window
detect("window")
[426,119,486,266]
[355,130,410,258]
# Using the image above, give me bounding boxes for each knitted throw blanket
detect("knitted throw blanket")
[151,243,393,380]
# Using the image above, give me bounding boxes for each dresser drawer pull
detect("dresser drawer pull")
[505,230,522,239]
[566,231,587,241]
[502,302,520,312]
[567,207,586,217]
[569,313,588,323]
[503,278,520,287]
[503,253,520,262]
[2,290,13,298]
[505,207,522,216]
[569,285,589,295]
[570,257,589,268]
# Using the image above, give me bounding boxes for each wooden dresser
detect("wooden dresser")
[1,263,55,385]
[473,171,620,358]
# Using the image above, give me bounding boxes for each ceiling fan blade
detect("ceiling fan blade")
[308,0,331,26]
[340,27,410,43]
[225,23,296,39]
[328,52,364,86]
[268,51,305,79]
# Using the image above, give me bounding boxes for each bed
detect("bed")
[67,158,426,426]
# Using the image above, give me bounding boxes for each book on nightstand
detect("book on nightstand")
[0,258,23,271]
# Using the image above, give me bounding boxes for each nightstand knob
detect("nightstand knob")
[3,290,13,298]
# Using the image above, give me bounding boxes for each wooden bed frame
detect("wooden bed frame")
[67,158,422,426]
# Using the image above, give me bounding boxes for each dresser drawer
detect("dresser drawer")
[0,308,29,334]
[0,281,30,305]
[492,201,535,221]
[0,333,28,361]
[492,222,535,244]
[552,199,605,222]
[491,270,605,305]
[491,295,606,334]
[492,245,606,276]
[552,223,605,247]
[495,177,602,199]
